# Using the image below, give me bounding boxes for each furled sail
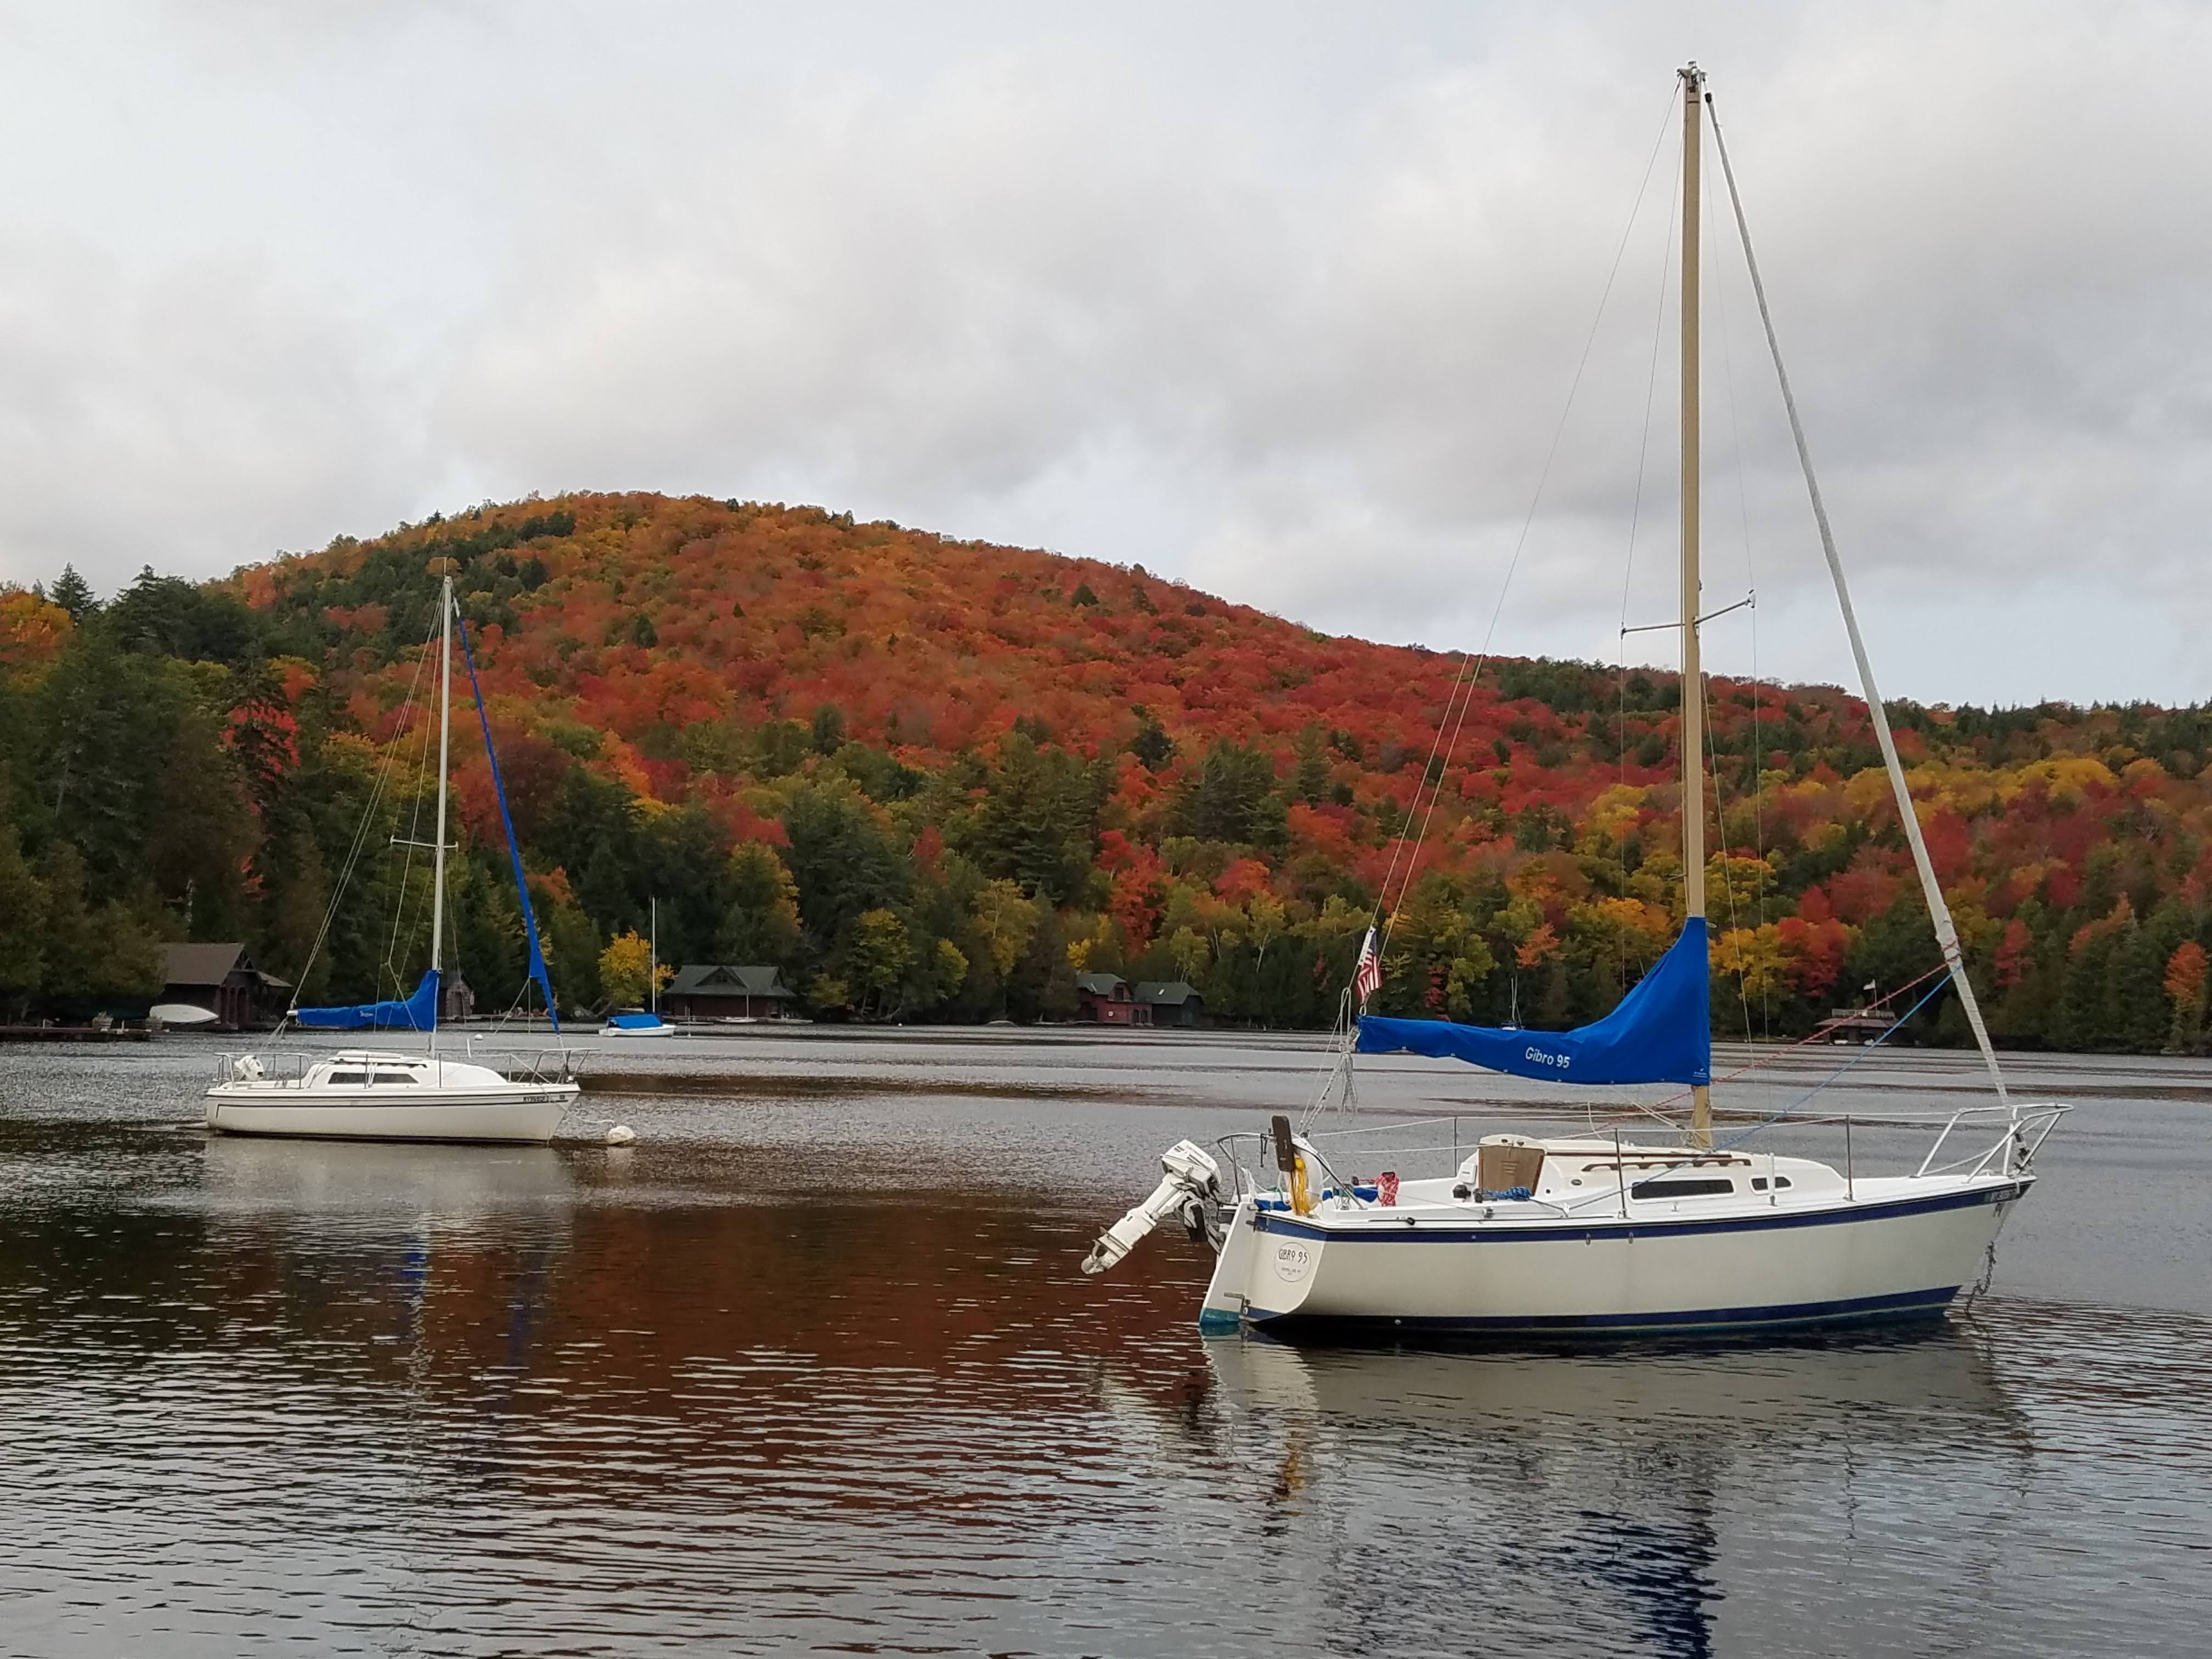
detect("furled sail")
[1356,917,1709,1086]
[295,969,440,1032]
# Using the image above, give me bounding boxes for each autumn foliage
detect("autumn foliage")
[2,491,2205,1049]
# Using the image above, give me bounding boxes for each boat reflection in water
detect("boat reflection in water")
[1091,1325,2027,1657]
[198,1134,579,1226]
[196,1135,580,1369]
[1199,1319,2012,1426]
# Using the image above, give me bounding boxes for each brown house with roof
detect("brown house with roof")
[662,964,799,1020]
[159,944,292,1030]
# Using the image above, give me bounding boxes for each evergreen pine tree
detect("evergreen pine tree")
[48,563,96,622]
[1294,725,1330,806]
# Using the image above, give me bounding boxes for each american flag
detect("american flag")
[1352,928,1382,1006]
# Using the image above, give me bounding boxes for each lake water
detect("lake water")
[1,1030,2205,1656]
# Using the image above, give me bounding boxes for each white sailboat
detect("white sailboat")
[206,575,581,1143]
[1083,67,2065,1338]
[600,896,673,1036]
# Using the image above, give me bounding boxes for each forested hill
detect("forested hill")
[2,489,2208,1052]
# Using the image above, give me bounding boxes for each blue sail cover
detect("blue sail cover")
[1357,916,1711,1086]
[455,610,562,1035]
[296,969,440,1031]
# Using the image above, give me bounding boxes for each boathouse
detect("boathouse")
[1135,981,1209,1029]
[159,944,292,1030]
[1075,972,1146,1025]
[663,964,798,1020]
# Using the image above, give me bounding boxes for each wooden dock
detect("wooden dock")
[0,1026,154,1043]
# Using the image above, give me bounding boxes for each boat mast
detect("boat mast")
[1678,63,1711,1147]
[428,573,453,1052]
[650,897,658,1016]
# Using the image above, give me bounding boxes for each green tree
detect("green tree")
[970,879,1040,1016]
[967,733,1101,903]
[845,908,915,1017]
[913,937,970,1012]
[782,781,909,953]
[1167,924,1210,984]
[104,568,258,664]
[1378,877,1498,1022]
[1129,715,1176,772]
[1171,739,1285,850]
[47,565,96,623]
[718,841,803,963]
[544,902,603,1012]
[35,842,161,1009]
[0,821,46,1014]
[1293,725,1330,806]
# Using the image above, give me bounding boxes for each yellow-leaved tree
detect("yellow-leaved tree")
[597,930,670,1009]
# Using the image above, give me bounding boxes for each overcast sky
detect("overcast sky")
[0,2,2205,707]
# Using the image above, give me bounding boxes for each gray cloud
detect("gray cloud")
[0,1,2205,706]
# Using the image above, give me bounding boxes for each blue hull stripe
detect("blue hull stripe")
[1251,1180,2022,1247]
[1245,1284,1960,1335]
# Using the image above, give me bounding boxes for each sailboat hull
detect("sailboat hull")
[205,1054,579,1144]
[205,1088,577,1144]
[1203,1175,2025,1338]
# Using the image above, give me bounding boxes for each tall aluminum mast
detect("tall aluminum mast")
[1678,63,1711,1146]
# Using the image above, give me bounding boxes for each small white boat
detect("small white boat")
[207,574,580,1145]
[206,1048,578,1143]
[1083,65,2067,1340]
[150,1003,221,1028]
[599,1012,673,1037]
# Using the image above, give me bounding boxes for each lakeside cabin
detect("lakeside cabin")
[663,964,799,1022]
[1075,972,1145,1025]
[159,944,292,1031]
[1136,981,1209,1028]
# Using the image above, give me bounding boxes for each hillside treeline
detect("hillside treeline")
[1,492,2206,1052]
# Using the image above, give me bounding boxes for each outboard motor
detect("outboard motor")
[1081,1141,1223,1275]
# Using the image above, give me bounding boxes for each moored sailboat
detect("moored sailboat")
[600,898,673,1035]
[206,575,580,1143]
[1082,66,2065,1337]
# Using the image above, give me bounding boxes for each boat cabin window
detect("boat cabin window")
[1751,1176,1794,1191]
[370,1071,418,1085]
[327,1071,369,1085]
[1631,1177,1736,1199]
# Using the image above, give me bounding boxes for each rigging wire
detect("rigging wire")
[1713,973,1950,1147]
[1594,957,1951,1136]
[284,606,439,1024]
[1372,83,1684,969]
[1707,89,2011,1104]
[1683,117,1758,1049]
[1705,676,1757,1043]
[383,645,440,1005]
[1708,130,1773,1041]
[1611,123,1682,1002]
